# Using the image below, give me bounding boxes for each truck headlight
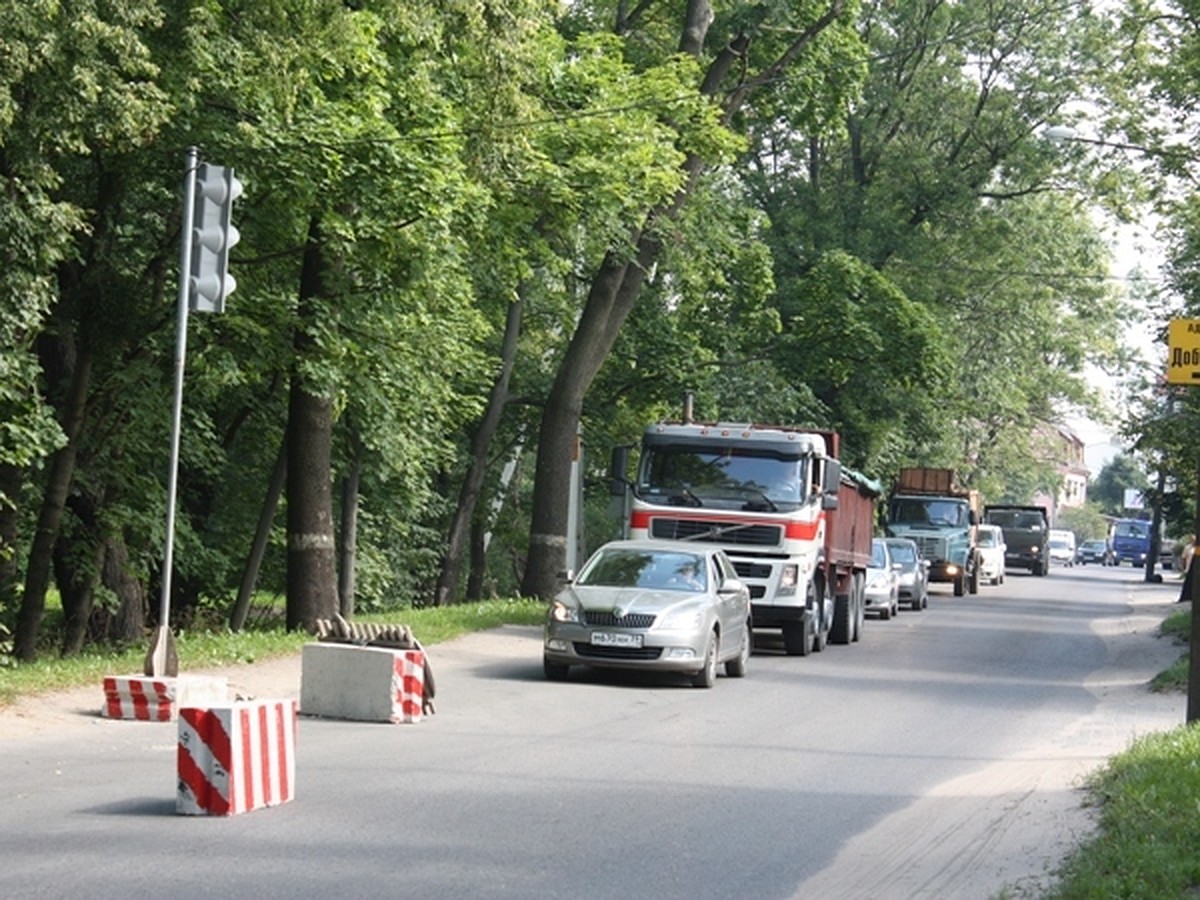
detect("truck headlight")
[777,564,798,597]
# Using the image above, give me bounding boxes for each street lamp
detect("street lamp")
[1042,124,1195,172]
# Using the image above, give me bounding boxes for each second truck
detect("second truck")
[885,467,981,596]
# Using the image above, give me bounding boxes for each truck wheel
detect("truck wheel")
[812,611,828,652]
[969,561,980,594]
[831,593,852,645]
[953,573,965,596]
[782,617,812,656]
[852,572,865,641]
[812,581,830,652]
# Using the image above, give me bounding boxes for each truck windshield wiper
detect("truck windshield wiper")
[736,487,778,512]
[668,488,703,507]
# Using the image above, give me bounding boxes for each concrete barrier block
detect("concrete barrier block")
[300,642,424,724]
[176,699,298,816]
[101,674,229,721]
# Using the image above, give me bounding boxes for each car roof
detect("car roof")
[591,539,718,557]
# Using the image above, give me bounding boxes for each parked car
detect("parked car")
[864,538,900,619]
[976,524,1006,585]
[884,537,928,610]
[542,539,752,688]
[1077,539,1110,565]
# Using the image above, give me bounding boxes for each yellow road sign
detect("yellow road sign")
[1167,318,1200,385]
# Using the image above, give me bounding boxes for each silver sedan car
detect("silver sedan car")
[543,539,752,688]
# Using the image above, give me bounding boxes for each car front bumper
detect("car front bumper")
[543,622,713,674]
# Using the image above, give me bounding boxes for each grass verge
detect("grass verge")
[0,598,546,709]
[1047,724,1200,898]
[1046,603,1197,899]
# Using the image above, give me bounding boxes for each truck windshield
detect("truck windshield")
[637,446,808,510]
[1114,522,1149,539]
[892,497,967,527]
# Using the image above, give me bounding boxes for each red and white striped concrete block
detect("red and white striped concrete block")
[300,642,425,724]
[176,699,298,816]
[101,674,228,721]
[391,649,425,724]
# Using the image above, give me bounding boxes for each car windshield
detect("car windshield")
[578,549,708,592]
[887,542,916,563]
[978,530,997,547]
[870,542,888,568]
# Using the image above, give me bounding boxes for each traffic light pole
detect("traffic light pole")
[145,146,198,677]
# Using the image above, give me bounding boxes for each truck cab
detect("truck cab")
[886,493,978,595]
[1109,519,1151,567]
[884,467,980,597]
[983,505,1050,576]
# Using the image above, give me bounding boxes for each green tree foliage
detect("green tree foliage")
[743,0,1130,495]
[1091,453,1152,517]
[0,0,1163,653]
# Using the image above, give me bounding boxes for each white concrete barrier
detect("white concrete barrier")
[101,674,228,721]
[299,642,425,724]
[176,699,298,816]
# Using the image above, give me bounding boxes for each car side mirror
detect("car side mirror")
[718,577,747,596]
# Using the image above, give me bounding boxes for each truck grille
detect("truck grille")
[912,536,946,560]
[733,561,773,580]
[650,518,782,547]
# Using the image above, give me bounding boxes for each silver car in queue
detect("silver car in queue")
[543,539,752,688]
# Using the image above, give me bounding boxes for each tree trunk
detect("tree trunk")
[435,293,524,606]
[286,382,338,631]
[285,217,339,632]
[0,463,21,618]
[56,493,104,657]
[517,2,847,598]
[229,438,287,631]
[520,238,659,598]
[338,458,360,617]
[105,533,146,644]
[467,514,488,601]
[13,349,93,661]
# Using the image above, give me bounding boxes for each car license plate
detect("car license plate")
[590,631,642,648]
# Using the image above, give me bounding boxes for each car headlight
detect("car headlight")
[549,601,582,624]
[777,564,798,597]
[656,604,705,631]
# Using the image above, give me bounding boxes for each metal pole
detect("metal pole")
[146,146,198,677]
[1188,447,1200,723]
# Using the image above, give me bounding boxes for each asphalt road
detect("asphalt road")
[0,563,1186,899]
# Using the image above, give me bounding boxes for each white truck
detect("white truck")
[610,420,881,655]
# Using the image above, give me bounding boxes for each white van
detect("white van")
[1048,529,1076,566]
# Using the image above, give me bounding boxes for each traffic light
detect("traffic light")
[189,162,243,313]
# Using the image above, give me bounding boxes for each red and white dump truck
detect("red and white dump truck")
[610,421,881,655]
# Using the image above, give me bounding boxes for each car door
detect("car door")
[711,552,744,655]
